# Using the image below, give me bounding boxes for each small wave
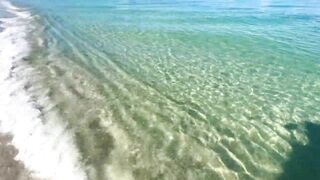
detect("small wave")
[0,1,87,179]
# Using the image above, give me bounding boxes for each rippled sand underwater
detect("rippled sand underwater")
[4,0,320,179]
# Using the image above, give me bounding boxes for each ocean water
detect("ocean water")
[2,0,320,179]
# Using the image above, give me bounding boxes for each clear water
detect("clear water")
[9,0,320,179]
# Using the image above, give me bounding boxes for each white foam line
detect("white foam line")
[0,1,87,179]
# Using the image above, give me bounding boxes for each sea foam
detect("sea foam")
[0,1,87,179]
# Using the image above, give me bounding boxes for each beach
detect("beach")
[0,0,320,179]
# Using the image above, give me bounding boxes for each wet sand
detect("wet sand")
[0,133,35,180]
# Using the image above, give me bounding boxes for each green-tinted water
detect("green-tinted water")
[9,0,320,179]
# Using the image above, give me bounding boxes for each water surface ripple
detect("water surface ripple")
[10,0,320,179]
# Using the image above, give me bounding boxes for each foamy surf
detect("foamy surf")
[0,1,87,179]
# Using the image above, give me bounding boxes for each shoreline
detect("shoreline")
[0,2,36,179]
[0,1,87,179]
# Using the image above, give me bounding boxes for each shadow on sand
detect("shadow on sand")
[279,122,320,180]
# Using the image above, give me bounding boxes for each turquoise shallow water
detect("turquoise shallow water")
[9,0,320,179]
